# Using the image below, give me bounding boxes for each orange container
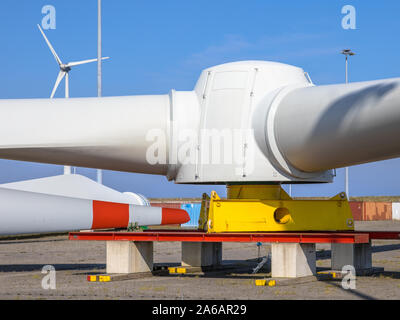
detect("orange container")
[349,201,363,221]
[363,202,392,221]
[150,203,182,209]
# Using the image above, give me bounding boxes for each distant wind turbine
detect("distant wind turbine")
[37,24,109,99]
[37,24,110,174]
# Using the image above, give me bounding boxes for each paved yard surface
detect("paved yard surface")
[1,221,400,300]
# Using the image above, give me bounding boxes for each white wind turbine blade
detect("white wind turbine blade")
[66,57,110,67]
[50,71,66,98]
[37,24,63,66]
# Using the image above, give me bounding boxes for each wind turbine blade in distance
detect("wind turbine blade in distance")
[50,71,66,98]
[66,57,110,67]
[37,24,63,66]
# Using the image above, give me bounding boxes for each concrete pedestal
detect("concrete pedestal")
[106,241,153,274]
[331,242,372,271]
[181,242,222,267]
[271,243,316,278]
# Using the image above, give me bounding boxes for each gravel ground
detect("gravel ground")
[1,221,400,300]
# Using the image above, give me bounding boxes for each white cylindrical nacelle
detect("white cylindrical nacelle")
[122,192,150,206]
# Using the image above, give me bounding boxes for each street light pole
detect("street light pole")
[97,0,103,185]
[341,49,355,199]
[64,74,71,175]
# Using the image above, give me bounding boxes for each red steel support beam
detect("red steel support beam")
[69,231,370,244]
[366,231,400,240]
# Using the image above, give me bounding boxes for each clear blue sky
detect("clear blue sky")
[0,0,400,198]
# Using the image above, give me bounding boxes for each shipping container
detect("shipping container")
[392,203,400,221]
[363,202,392,221]
[349,201,363,221]
[349,201,392,221]
[150,202,182,209]
[181,203,201,227]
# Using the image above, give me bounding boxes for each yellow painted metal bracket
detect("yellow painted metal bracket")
[198,192,210,231]
[198,185,354,233]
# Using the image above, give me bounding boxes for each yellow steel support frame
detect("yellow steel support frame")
[198,185,354,233]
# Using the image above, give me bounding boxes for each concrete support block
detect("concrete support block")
[331,242,372,271]
[181,242,222,267]
[271,243,316,278]
[106,241,153,274]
